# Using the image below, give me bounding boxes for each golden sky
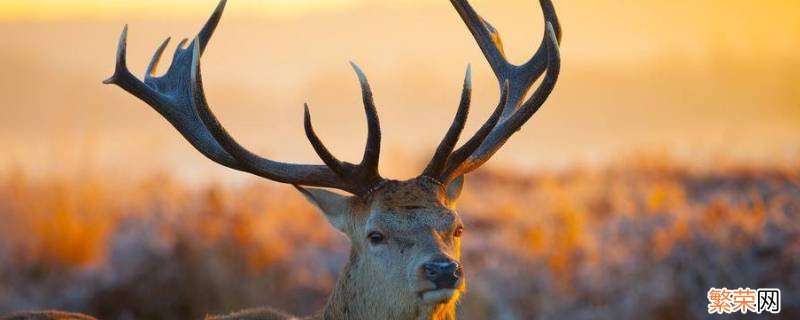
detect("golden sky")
[1,0,366,20]
[0,0,798,181]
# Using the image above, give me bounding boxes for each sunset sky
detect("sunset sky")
[0,0,364,20]
[1,0,798,182]
[2,0,798,66]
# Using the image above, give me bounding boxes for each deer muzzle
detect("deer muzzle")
[423,258,463,289]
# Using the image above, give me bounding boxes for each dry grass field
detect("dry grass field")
[1,157,798,319]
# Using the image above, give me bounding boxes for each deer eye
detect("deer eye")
[367,231,386,245]
[453,226,464,238]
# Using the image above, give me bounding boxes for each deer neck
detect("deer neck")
[316,250,458,320]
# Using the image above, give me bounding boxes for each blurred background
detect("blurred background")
[0,0,798,319]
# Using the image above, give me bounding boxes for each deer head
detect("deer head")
[104,0,560,318]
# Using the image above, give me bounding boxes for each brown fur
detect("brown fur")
[0,311,97,320]
[205,307,296,320]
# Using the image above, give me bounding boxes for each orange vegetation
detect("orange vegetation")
[0,158,798,319]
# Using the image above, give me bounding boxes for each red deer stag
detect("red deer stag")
[3,0,560,319]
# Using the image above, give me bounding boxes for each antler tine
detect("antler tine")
[350,62,382,183]
[422,66,472,178]
[145,37,171,78]
[297,62,387,189]
[521,0,562,74]
[304,103,348,177]
[103,25,164,106]
[197,0,227,55]
[449,1,509,82]
[440,81,509,184]
[439,0,561,181]
[103,24,130,86]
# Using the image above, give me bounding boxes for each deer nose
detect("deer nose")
[423,259,462,289]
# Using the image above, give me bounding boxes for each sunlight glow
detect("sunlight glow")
[0,0,366,20]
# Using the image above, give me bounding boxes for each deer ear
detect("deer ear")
[444,175,465,203]
[294,186,353,231]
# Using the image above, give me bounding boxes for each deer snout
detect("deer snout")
[423,258,463,289]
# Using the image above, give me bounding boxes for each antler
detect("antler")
[105,0,560,195]
[104,0,383,196]
[423,0,562,184]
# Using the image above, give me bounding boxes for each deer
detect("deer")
[1,0,560,319]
